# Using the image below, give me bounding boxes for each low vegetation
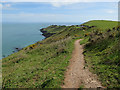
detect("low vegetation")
[2,20,120,88]
[81,20,120,88]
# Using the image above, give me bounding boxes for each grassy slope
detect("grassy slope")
[3,38,74,88]
[3,23,88,88]
[83,20,118,30]
[2,20,120,88]
[42,25,66,33]
[81,20,120,88]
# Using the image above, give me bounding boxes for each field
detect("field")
[2,20,120,88]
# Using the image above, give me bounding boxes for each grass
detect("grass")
[3,37,76,88]
[41,25,66,33]
[2,20,120,88]
[78,85,84,90]
[80,37,89,45]
[83,20,118,30]
[81,20,120,88]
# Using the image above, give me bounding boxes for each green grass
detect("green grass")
[83,20,118,30]
[3,37,76,88]
[2,20,120,88]
[42,25,66,33]
[81,20,120,88]
[80,37,89,45]
[78,85,84,90]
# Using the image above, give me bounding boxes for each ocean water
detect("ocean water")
[2,22,80,58]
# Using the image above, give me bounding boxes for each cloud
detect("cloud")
[0,4,2,8]
[107,10,115,13]
[1,0,119,8]
[105,9,117,14]
[2,3,17,10]
[5,4,11,7]
[1,0,119,2]
[1,1,7,3]
[2,4,11,9]
[2,13,84,22]
[49,0,119,7]
[2,12,117,23]
[50,2,75,7]
[3,4,11,8]
[49,0,82,7]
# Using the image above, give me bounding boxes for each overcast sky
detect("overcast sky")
[1,2,118,23]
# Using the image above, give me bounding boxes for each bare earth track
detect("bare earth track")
[62,39,103,88]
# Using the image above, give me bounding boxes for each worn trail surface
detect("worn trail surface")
[62,39,102,88]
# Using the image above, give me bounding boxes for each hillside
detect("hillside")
[82,20,120,88]
[2,20,120,88]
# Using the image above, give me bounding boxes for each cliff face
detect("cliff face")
[40,25,67,38]
[40,28,55,38]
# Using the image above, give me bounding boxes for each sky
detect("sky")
[1,2,118,23]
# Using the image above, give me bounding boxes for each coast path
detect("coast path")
[62,39,102,88]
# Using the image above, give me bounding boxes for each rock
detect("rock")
[15,48,22,51]
[40,28,56,38]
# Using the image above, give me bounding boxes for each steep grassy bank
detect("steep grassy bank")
[2,20,119,88]
[3,37,74,88]
[80,20,120,88]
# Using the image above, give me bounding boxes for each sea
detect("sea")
[2,22,81,58]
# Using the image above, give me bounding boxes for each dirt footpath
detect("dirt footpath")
[62,39,103,88]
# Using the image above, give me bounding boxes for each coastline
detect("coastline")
[2,23,80,59]
[2,25,57,59]
[2,20,120,88]
[40,28,56,38]
[2,28,46,59]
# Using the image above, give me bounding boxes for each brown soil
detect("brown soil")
[62,39,103,88]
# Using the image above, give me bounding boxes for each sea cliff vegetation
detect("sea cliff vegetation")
[2,20,120,88]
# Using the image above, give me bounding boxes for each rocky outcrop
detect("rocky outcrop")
[40,28,56,38]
